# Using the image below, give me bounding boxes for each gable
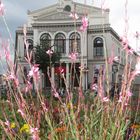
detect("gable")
[29,1,108,23]
[35,12,72,21]
[34,11,84,22]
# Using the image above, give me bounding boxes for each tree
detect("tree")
[34,44,61,87]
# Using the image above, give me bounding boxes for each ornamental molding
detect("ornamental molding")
[33,11,84,22]
[32,22,81,28]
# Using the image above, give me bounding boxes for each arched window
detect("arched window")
[93,37,104,56]
[69,32,81,53]
[40,33,51,50]
[54,33,66,53]
[24,39,33,57]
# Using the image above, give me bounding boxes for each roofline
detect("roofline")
[28,1,110,16]
[28,3,58,15]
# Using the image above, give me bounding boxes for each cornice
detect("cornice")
[88,24,120,40]
[16,27,33,35]
[32,22,81,28]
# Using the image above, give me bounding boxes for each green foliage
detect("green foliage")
[34,45,61,73]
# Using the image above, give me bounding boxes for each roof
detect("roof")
[27,0,108,17]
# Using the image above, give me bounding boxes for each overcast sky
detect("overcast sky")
[0,0,140,47]
[0,0,140,73]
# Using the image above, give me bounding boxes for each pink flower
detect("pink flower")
[69,12,79,20]
[0,1,4,16]
[127,91,133,97]
[7,73,19,86]
[30,127,38,133]
[80,16,88,32]
[118,95,123,103]
[91,84,98,91]
[69,52,78,62]
[8,73,15,80]
[14,78,19,87]
[4,120,10,127]
[17,109,24,117]
[28,65,40,81]
[29,65,39,77]
[46,49,53,56]
[59,67,64,74]
[102,97,109,102]
[41,102,48,112]
[121,36,134,54]
[54,92,59,98]
[30,127,39,140]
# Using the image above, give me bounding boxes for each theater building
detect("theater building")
[15,0,138,91]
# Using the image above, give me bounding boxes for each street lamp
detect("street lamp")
[112,65,118,84]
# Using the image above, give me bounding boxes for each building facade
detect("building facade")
[15,0,138,91]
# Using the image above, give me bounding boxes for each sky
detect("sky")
[0,0,140,73]
[0,0,140,48]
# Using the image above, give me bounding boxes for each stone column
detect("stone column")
[66,38,69,55]
[33,29,38,46]
[66,63,69,87]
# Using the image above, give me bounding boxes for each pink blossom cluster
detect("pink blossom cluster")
[30,127,39,140]
[17,109,24,117]
[28,64,40,81]
[69,52,78,62]
[91,84,98,91]
[80,16,88,32]
[69,12,79,20]
[121,36,134,54]
[6,72,19,87]
[102,97,109,102]
[69,12,88,32]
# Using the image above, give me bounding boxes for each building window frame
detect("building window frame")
[24,39,33,58]
[93,37,104,56]
[54,33,66,53]
[69,32,81,53]
[40,33,51,50]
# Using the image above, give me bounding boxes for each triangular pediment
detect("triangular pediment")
[29,1,106,22]
[34,11,84,22]
[36,12,74,21]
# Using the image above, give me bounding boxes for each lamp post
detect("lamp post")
[112,65,118,84]
[32,47,36,96]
